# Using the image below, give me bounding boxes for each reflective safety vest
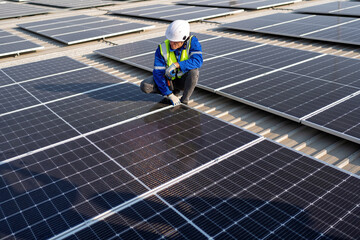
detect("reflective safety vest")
[159,35,193,80]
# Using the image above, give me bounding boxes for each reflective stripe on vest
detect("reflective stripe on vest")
[159,35,193,80]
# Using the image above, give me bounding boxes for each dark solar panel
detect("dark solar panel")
[0,106,79,161]
[20,68,123,102]
[177,0,301,10]
[62,139,360,239]
[304,94,360,144]
[220,70,357,120]
[296,1,360,18]
[0,2,51,20]
[0,30,43,57]
[2,56,87,82]
[18,15,154,45]
[110,4,244,22]
[28,0,113,9]
[86,106,259,189]
[222,13,360,46]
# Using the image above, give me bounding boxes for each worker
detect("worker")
[140,20,203,106]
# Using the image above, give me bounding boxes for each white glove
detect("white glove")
[167,93,181,106]
[165,63,177,79]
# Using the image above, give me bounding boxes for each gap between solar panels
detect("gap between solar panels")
[94,33,360,144]
[18,15,155,45]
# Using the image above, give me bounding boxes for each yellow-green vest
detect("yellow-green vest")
[159,35,193,80]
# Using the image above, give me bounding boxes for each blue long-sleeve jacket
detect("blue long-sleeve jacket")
[153,36,203,96]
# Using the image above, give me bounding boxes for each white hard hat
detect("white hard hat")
[165,20,190,42]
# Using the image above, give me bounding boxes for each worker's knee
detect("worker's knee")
[140,79,155,94]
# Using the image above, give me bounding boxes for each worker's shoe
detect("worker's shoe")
[180,97,188,105]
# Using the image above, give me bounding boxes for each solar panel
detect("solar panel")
[110,4,244,22]
[304,93,360,144]
[60,139,360,239]
[0,30,43,57]
[222,13,360,46]
[18,15,155,45]
[27,0,113,9]
[177,0,302,10]
[295,1,360,18]
[0,2,51,20]
[0,104,261,239]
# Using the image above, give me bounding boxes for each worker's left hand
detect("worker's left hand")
[165,63,177,79]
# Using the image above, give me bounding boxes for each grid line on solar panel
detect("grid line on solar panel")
[110,4,244,22]
[61,139,360,239]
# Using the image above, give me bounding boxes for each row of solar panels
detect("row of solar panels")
[3,1,360,58]
[95,33,360,145]
[1,56,359,240]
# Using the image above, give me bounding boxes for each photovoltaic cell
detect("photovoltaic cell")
[0,30,43,57]
[63,139,360,239]
[0,2,51,20]
[304,94,360,144]
[296,1,360,18]
[28,0,113,9]
[87,106,259,189]
[110,4,244,22]
[0,137,147,239]
[222,13,360,46]
[18,15,154,45]
[177,0,301,10]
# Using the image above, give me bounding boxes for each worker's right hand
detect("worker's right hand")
[165,63,177,79]
[167,93,181,106]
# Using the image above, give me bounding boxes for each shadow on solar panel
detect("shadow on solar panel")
[18,15,155,45]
